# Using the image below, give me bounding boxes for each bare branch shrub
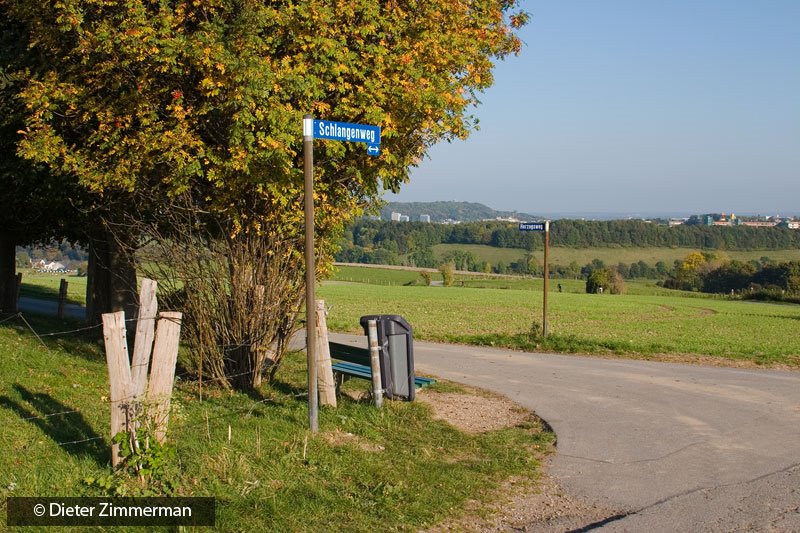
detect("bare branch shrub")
[139,205,304,390]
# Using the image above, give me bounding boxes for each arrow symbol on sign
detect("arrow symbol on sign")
[367,144,380,156]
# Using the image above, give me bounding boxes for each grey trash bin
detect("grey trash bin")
[359,314,415,401]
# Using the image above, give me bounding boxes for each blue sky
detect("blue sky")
[388,1,800,216]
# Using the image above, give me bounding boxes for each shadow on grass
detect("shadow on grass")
[266,379,309,401]
[0,384,107,466]
[19,283,84,305]
[18,284,61,302]
[0,315,105,363]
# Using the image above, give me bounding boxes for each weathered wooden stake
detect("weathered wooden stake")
[57,279,68,319]
[367,320,383,409]
[146,312,182,444]
[102,311,134,467]
[315,300,337,407]
[14,272,22,307]
[131,279,158,399]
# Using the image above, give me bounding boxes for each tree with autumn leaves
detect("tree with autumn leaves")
[2,0,528,389]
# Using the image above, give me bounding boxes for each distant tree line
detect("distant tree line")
[338,219,800,259]
[660,253,800,301]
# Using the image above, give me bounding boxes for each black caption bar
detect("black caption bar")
[7,497,215,526]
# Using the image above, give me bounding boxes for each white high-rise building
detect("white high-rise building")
[391,212,401,221]
[419,214,431,223]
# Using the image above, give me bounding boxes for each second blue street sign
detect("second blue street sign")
[519,222,547,231]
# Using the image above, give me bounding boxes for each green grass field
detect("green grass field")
[319,281,800,367]
[331,264,713,298]
[0,314,552,530]
[432,244,526,265]
[432,244,800,268]
[332,264,441,286]
[17,269,88,305]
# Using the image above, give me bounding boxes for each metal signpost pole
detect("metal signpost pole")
[302,116,380,432]
[519,221,551,338]
[303,114,319,433]
[543,221,550,338]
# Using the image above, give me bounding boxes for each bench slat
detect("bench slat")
[331,361,434,389]
[329,341,370,366]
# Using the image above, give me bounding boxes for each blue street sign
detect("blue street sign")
[313,119,381,156]
[519,222,548,232]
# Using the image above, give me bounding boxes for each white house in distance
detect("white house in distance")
[390,212,401,221]
[34,259,68,272]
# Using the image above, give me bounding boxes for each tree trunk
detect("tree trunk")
[0,233,17,313]
[86,226,138,325]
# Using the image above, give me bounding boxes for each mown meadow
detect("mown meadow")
[323,266,800,367]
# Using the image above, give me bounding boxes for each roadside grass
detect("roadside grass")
[0,314,553,531]
[17,269,88,305]
[433,244,800,268]
[319,282,800,367]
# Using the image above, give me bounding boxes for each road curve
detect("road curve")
[331,333,800,531]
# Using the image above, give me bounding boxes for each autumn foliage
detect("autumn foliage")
[5,0,528,388]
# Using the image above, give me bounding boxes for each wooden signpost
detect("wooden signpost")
[519,221,551,337]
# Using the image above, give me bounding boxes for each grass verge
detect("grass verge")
[0,313,553,531]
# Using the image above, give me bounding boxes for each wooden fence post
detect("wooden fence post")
[14,272,22,309]
[147,312,182,444]
[102,311,133,467]
[315,300,337,408]
[131,279,157,399]
[57,279,68,319]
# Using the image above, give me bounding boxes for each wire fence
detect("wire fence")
[1,311,309,451]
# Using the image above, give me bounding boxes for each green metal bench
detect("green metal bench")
[328,341,435,393]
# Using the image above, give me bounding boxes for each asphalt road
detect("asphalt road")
[18,297,86,320]
[331,333,800,531]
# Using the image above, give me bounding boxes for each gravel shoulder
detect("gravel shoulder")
[417,386,621,531]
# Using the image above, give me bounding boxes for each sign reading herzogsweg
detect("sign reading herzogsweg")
[313,119,381,156]
[519,222,547,232]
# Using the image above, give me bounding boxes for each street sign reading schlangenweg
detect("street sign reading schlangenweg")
[312,119,381,156]
[519,222,548,232]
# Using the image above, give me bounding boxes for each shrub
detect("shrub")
[439,262,455,287]
[420,271,432,286]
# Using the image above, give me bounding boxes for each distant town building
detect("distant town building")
[668,218,687,227]
[399,215,410,222]
[741,221,778,228]
[390,212,402,221]
[780,221,800,230]
[488,216,521,223]
[419,214,431,223]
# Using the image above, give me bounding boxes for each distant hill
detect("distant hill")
[379,201,539,222]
